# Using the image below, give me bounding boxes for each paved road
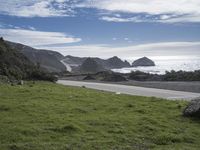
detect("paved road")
[57,80,200,100]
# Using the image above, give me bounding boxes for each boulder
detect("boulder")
[19,80,24,85]
[83,75,95,80]
[102,74,127,82]
[183,98,200,117]
[95,71,127,82]
[132,57,155,67]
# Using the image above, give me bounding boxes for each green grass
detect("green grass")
[0,81,200,150]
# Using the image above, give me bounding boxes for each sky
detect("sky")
[0,0,200,59]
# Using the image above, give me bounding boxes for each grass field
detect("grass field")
[0,82,200,150]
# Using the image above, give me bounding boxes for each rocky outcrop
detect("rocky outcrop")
[83,75,95,80]
[132,57,155,67]
[62,55,131,72]
[183,98,200,117]
[102,73,127,82]
[106,56,131,69]
[80,58,105,73]
[124,60,131,67]
[94,71,127,82]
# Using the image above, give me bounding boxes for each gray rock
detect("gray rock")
[106,56,131,69]
[80,58,105,73]
[18,80,24,85]
[62,55,131,71]
[83,75,95,80]
[95,71,127,82]
[132,57,155,67]
[183,98,200,117]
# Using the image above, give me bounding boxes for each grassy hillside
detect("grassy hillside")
[7,41,66,73]
[0,38,57,82]
[0,38,35,80]
[0,82,200,150]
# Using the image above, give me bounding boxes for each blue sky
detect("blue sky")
[0,0,200,58]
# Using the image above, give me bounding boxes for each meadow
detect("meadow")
[0,82,200,150]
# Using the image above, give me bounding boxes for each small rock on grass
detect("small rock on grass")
[183,98,200,117]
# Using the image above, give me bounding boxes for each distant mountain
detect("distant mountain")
[62,55,130,72]
[62,55,86,66]
[132,57,155,67]
[3,39,132,73]
[80,58,105,73]
[6,41,66,72]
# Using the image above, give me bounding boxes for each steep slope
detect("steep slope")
[0,38,57,81]
[62,55,86,66]
[7,41,66,72]
[0,38,35,79]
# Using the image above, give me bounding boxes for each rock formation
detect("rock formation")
[80,58,105,73]
[183,98,200,117]
[132,57,155,67]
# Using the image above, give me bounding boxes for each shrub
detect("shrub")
[164,70,200,81]
[0,37,57,82]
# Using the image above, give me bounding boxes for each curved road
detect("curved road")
[57,80,200,100]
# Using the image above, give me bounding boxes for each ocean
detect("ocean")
[112,56,200,74]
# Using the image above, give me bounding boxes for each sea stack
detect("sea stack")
[106,56,131,69]
[132,57,155,67]
[80,58,105,73]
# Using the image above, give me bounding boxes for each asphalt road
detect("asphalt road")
[57,80,200,100]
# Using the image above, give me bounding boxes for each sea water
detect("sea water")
[112,56,200,75]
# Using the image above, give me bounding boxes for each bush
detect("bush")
[0,38,57,82]
[129,71,162,81]
[128,70,200,81]
[30,70,58,82]
[0,75,9,83]
[164,70,200,81]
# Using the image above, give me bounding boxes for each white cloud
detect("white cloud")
[38,42,200,58]
[101,16,143,22]
[0,0,73,17]
[28,26,36,31]
[82,0,200,15]
[80,0,200,23]
[124,38,129,41]
[55,0,66,3]
[0,28,81,46]
[2,0,200,22]
[160,15,172,20]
